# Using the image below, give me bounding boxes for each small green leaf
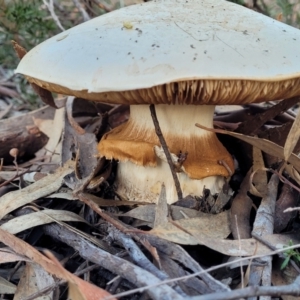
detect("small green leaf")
[281,256,290,270]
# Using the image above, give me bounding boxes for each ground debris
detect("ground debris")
[1,93,300,300]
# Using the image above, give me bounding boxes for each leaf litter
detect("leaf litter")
[1,47,300,300]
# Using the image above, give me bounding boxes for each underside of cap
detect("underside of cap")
[26,76,300,105]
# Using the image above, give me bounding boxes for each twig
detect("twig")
[43,223,184,300]
[96,0,113,12]
[107,244,300,300]
[0,169,30,188]
[252,232,300,274]
[192,275,300,300]
[71,0,91,21]
[149,104,183,200]
[271,169,300,194]
[133,233,230,293]
[76,192,143,233]
[108,227,186,296]
[284,207,300,212]
[42,0,65,31]
[0,103,13,119]
[235,215,244,288]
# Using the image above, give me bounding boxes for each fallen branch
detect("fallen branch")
[192,275,300,300]
[43,223,184,300]
[108,226,186,296]
[108,244,300,299]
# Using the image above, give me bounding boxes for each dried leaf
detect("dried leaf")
[31,82,58,109]
[48,191,78,200]
[62,102,99,190]
[45,251,116,300]
[14,263,55,300]
[210,182,233,214]
[236,97,300,135]
[231,169,252,239]
[150,210,230,245]
[1,209,88,234]
[0,160,75,220]
[251,146,267,197]
[0,248,29,264]
[0,228,58,276]
[194,231,300,257]
[34,107,65,163]
[122,204,207,223]
[11,40,27,59]
[0,228,114,299]
[285,164,300,186]
[66,96,86,135]
[195,123,300,172]
[0,276,16,294]
[284,109,300,160]
[274,184,298,233]
[252,173,279,236]
[154,184,168,227]
[83,193,149,206]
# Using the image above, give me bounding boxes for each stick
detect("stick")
[43,223,184,300]
[252,232,300,274]
[108,245,300,300]
[149,104,183,200]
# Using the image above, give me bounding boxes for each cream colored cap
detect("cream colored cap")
[16,0,300,104]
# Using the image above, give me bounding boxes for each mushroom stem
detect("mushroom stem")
[98,104,234,203]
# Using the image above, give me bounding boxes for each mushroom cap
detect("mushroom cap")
[16,0,300,104]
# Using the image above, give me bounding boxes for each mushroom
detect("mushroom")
[16,0,300,203]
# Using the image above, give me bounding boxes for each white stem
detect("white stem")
[110,104,232,203]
